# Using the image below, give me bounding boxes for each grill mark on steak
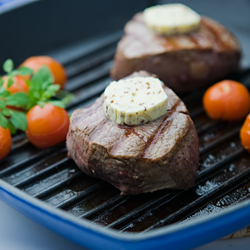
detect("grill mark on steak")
[192,19,221,50]
[88,115,119,145]
[169,125,191,185]
[201,18,236,50]
[162,37,181,50]
[167,98,181,112]
[188,30,214,50]
[117,126,146,141]
[161,20,218,51]
[88,118,107,140]
[128,32,154,48]
[71,100,104,130]
[109,130,141,157]
[139,112,176,160]
[125,14,235,53]
[78,106,106,139]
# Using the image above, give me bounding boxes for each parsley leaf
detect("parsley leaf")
[2,109,10,116]
[26,66,70,109]
[3,59,14,73]
[7,123,17,134]
[48,100,65,108]
[7,77,14,88]
[0,88,28,133]
[14,66,33,76]
[0,100,5,109]
[0,78,4,87]
[61,92,74,106]
[9,110,27,131]
[32,66,54,86]
[6,92,30,107]
[0,113,8,129]
[37,101,45,108]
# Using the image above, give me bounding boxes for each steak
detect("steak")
[111,13,241,93]
[66,71,199,195]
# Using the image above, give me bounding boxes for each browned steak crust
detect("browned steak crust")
[67,71,199,195]
[111,14,241,93]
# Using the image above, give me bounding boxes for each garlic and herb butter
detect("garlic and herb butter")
[104,77,168,125]
[143,4,201,35]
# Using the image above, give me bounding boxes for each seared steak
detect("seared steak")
[111,14,241,93]
[67,71,199,195]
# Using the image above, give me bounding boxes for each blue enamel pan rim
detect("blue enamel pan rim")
[1,178,250,250]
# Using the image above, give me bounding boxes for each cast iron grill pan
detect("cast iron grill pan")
[1,32,250,236]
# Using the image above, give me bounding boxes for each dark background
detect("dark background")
[0,0,249,68]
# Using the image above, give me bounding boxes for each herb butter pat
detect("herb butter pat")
[104,77,168,125]
[143,4,201,35]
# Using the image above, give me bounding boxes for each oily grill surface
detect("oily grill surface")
[1,34,250,235]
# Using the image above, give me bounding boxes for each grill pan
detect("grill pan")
[1,1,250,249]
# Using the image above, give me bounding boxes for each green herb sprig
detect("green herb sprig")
[0,59,72,134]
[0,59,31,133]
[2,58,33,88]
[26,65,69,110]
[0,88,29,133]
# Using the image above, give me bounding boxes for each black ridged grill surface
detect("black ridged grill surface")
[1,32,250,234]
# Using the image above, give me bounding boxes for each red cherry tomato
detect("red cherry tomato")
[240,114,250,152]
[20,56,67,89]
[203,80,250,121]
[2,75,29,94]
[26,103,69,148]
[0,126,11,160]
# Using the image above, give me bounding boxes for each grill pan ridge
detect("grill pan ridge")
[2,2,250,250]
[1,34,250,249]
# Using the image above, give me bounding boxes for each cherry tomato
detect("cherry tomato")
[20,56,67,89]
[203,80,250,121]
[0,126,11,160]
[2,75,29,94]
[26,103,69,148]
[240,114,250,152]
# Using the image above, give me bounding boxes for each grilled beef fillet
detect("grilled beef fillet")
[111,14,241,93]
[67,71,199,195]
